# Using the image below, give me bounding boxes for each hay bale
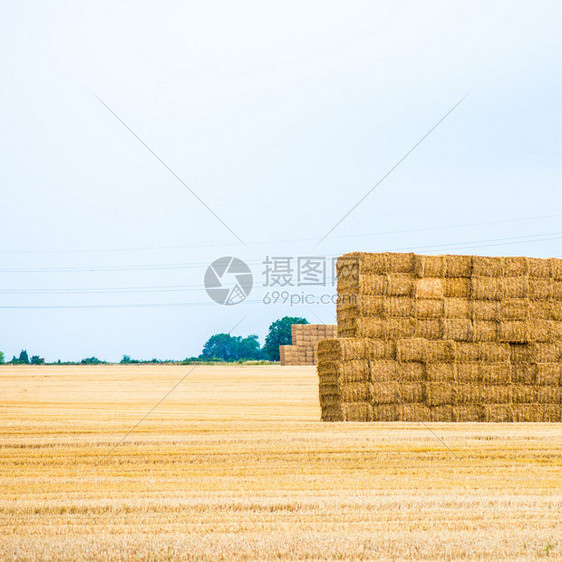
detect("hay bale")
[538,386,561,404]
[528,278,553,300]
[386,274,415,297]
[426,362,456,382]
[385,318,416,339]
[499,321,529,343]
[402,403,431,422]
[358,274,387,295]
[513,404,542,422]
[444,277,471,298]
[341,382,373,403]
[426,382,454,406]
[527,257,552,278]
[540,405,561,422]
[399,382,425,403]
[396,338,426,362]
[430,405,454,422]
[444,298,471,319]
[415,254,447,278]
[481,363,511,385]
[342,402,373,422]
[454,384,482,404]
[529,301,552,320]
[534,343,562,363]
[484,405,513,422]
[340,360,371,383]
[509,343,537,363]
[482,385,512,404]
[479,342,511,362]
[445,255,473,277]
[511,362,538,385]
[472,277,503,300]
[472,321,498,342]
[456,343,481,362]
[505,256,528,277]
[320,403,344,422]
[414,319,443,339]
[528,319,552,342]
[453,405,483,422]
[372,404,400,421]
[355,318,385,338]
[415,278,444,299]
[384,296,415,317]
[456,362,482,383]
[398,362,426,382]
[511,385,538,403]
[472,300,500,321]
[425,340,456,362]
[370,360,400,383]
[553,281,562,301]
[501,299,530,321]
[371,382,402,404]
[386,252,416,274]
[443,318,473,341]
[415,298,444,318]
[472,256,505,277]
[536,364,561,386]
[504,277,529,299]
[550,258,562,280]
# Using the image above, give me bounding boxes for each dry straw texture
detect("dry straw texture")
[320,252,562,422]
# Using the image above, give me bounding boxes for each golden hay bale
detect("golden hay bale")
[386,252,416,274]
[384,296,415,317]
[401,403,431,422]
[479,342,511,362]
[386,274,416,297]
[357,253,389,274]
[539,405,561,422]
[512,404,542,422]
[501,299,530,321]
[511,362,538,385]
[472,256,505,277]
[444,298,471,319]
[481,385,512,404]
[538,386,561,404]
[399,382,425,403]
[372,404,400,421]
[358,295,384,316]
[534,343,562,363]
[320,403,344,422]
[355,318,385,338]
[341,382,373,403]
[499,321,529,343]
[505,256,528,277]
[552,302,562,321]
[340,360,371,383]
[481,363,511,385]
[371,382,402,404]
[527,257,552,278]
[358,274,387,295]
[550,258,562,280]
[445,255,473,277]
[504,276,529,299]
[415,278,444,299]
[414,319,443,340]
[425,340,456,362]
[426,382,454,406]
[444,277,471,298]
[511,385,538,404]
[453,405,483,422]
[529,301,552,320]
[454,384,482,404]
[472,321,498,342]
[430,405,454,422]
[509,343,537,363]
[385,318,416,339]
[370,359,401,382]
[484,405,513,422]
[415,298,445,318]
[455,343,481,362]
[426,362,456,382]
[472,300,500,321]
[415,255,447,278]
[528,278,553,300]
[396,338,426,362]
[536,364,561,386]
[443,318,473,341]
[456,362,482,383]
[342,402,373,422]
[398,362,426,382]
[528,319,553,342]
[472,277,503,300]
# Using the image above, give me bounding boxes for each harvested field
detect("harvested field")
[0,365,561,560]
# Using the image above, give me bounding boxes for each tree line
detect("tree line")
[0,316,309,365]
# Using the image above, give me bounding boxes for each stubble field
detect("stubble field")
[0,364,560,560]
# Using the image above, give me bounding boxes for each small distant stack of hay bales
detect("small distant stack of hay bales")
[317,252,562,422]
[280,324,338,366]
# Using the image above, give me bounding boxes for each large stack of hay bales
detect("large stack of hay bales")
[280,324,338,365]
[317,252,562,422]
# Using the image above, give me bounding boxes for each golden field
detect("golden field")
[0,365,560,560]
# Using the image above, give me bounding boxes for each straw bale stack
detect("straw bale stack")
[317,252,562,422]
[279,324,337,366]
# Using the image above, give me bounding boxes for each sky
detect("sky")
[1,0,562,361]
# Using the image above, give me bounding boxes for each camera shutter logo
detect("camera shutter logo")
[204,257,253,305]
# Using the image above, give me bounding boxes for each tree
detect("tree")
[200,333,264,362]
[121,355,131,364]
[18,350,29,364]
[263,316,309,361]
[0,351,4,364]
[30,356,45,365]
[80,357,104,364]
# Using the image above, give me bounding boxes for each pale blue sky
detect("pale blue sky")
[1,0,562,361]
